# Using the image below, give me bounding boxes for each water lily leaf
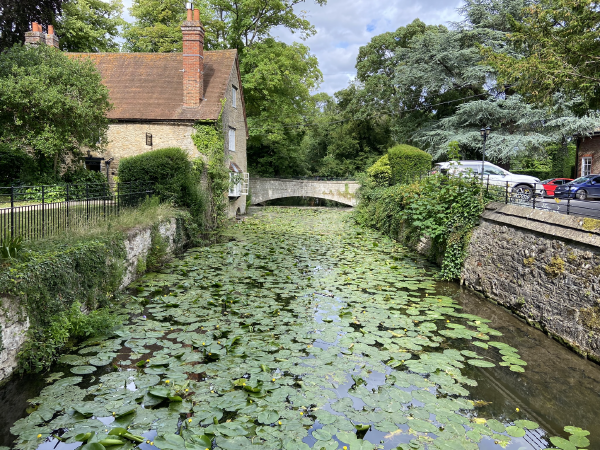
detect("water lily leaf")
[466,359,495,368]
[506,426,525,438]
[569,434,590,448]
[514,420,538,430]
[149,387,170,398]
[408,419,438,433]
[312,428,333,441]
[486,419,506,433]
[71,366,97,375]
[258,410,279,424]
[549,436,577,450]
[564,426,590,436]
[82,445,106,450]
[154,433,186,450]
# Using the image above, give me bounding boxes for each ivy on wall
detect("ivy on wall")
[191,100,230,231]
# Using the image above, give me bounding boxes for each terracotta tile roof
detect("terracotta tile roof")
[69,50,239,122]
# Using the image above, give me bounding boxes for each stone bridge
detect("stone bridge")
[249,178,360,207]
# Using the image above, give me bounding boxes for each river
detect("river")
[1,207,599,450]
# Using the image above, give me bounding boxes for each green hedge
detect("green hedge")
[366,154,392,187]
[118,147,206,220]
[387,144,432,184]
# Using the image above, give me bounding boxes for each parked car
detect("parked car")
[431,161,544,198]
[554,175,600,200]
[540,178,574,197]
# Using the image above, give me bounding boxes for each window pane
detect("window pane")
[582,157,592,176]
[229,128,235,151]
[232,87,237,108]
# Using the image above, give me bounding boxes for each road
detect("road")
[509,196,600,219]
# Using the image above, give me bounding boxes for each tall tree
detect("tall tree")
[0,44,112,175]
[57,0,125,52]
[243,39,322,176]
[484,0,600,107]
[123,0,326,53]
[0,0,63,50]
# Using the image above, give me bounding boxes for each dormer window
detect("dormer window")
[232,86,237,108]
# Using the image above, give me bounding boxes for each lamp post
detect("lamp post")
[480,126,491,182]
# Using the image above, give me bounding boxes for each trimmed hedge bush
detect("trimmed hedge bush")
[387,144,432,184]
[367,154,392,187]
[118,148,206,220]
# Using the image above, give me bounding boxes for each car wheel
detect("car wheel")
[576,189,588,200]
[513,184,533,200]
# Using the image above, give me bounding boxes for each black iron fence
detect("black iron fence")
[0,181,155,242]
[482,177,600,219]
[397,171,600,219]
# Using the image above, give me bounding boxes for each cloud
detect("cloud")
[120,0,464,95]
[272,0,464,95]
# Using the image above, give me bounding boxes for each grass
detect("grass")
[18,197,180,251]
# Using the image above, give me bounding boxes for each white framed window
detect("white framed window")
[229,172,241,197]
[229,127,236,152]
[582,156,592,176]
[232,86,237,108]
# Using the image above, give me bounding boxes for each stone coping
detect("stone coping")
[483,202,600,249]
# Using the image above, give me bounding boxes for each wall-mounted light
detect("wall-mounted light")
[146,133,153,146]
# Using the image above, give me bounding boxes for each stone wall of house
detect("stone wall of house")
[461,203,600,362]
[99,122,198,176]
[0,217,188,383]
[222,61,248,217]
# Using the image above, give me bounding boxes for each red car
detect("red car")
[541,178,574,196]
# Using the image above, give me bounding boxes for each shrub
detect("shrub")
[0,144,37,186]
[387,144,432,184]
[118,148,207,223]
[355,174,488,280]
[367,154,392,187]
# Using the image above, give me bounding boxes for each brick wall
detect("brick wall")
[578,135,600,176]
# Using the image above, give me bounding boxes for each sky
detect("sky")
[121,0,464,95]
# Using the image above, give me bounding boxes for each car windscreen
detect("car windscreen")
[570,176,591,184]
[540,179,553,184]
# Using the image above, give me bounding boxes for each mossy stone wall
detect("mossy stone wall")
[462,203,600,362]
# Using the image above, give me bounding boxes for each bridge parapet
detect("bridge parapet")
[249,178,360,207]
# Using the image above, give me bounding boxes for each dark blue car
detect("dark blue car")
[554,175,600,200]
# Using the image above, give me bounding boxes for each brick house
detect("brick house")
[576,132,600,178]
[25,9,248,217]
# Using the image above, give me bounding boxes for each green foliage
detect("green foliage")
[387,144,432,184]
[243,39,322,176]
[118,147,207,223]
[356,174,487,280]
[57,0,125,52]
[366,154,392,187]
[62,167,108,185]
[484,0,600,107]
[0,144,37,186]
[192,119,228,230]
[18,302,123,373]
[0,236,23,259]
[0,237,125,372]
[0,44,111,175]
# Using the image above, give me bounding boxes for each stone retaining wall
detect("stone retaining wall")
[0,218,187,382]
[462,203,600,361]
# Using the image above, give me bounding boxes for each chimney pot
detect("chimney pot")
[193,9,200,21]
[48,25,54,35]
[187,9,193,21]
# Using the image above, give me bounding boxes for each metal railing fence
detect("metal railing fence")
[395,171,600,219]
[0,181,155,242]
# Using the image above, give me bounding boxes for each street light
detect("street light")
[480,126,491,182]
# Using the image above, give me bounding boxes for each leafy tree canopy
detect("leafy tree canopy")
[484,0,600,107]
[57,0,125,52]
[0,0,63,50]
[0,45,112,174]
[123,0,326,53]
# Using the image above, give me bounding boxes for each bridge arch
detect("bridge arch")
[249,178,360,207]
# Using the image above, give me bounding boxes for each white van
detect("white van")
[431,160,543,198]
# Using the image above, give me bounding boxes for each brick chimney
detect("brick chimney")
[24,23,60,48]
[181,7,205,108]
[25,22,44,46]
[45,25,60,48]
